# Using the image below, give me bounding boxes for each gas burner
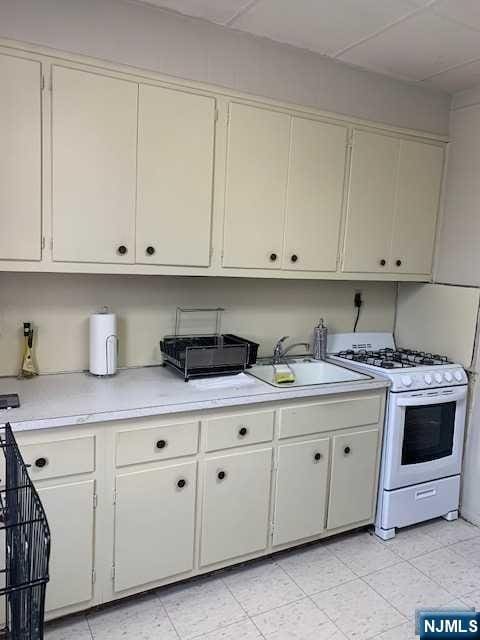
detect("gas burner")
[334,347,451,369]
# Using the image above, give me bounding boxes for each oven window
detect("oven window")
[402,401,456,465]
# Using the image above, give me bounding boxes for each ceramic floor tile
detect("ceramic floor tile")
[327,531,401,577]
[194,619,262,640]
[252,597,346,640]
[45,615,93,640]
[363,561,453,619]
[222,560,304,616]
[412,547,480,598]
[87,592,177,640]
[277,544,356,595]
[450,537,480,566]
[160,577,246,640]
[312,578,407,640]
[372,621,416,640]
[380,524,443,560]
[461,590,480,608]
[420,518,480,546]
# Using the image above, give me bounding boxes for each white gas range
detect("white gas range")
[328,332,468,540]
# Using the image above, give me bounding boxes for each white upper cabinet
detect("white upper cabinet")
[343,129,444,275]
[391,140,444,275]
[136,84,215,267]
[0,53,42,261]
[283,117,347,272]
[222,103,290,269]
[342,130,399,273]
[51,66,138,263]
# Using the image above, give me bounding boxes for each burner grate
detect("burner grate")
[335,348,451,369]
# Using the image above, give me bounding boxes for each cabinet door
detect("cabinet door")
[200,448,272,567]
[273,438,330,546]
[343,130,399,273]
[0,54,41,261]
[283,118,347,272]
[391,140,444,275]
[136,84,215,266]
[222,103,290,269]
[38,480,95,612]
[114,461,196,592]
[327,428,379,530]
[52,66,137,263]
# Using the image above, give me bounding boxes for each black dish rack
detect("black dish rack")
[0,423,51,640]
[160,308,259,381]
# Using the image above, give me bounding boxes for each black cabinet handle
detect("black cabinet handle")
[396,259,402,267]
[217,470,226,480]
[117,245,128,255]
[156,439,167,450]
[238,426,248,437]
[291,254,298,263]
[344,446,351,455]
[314,452,322,461]
[379,259,386,266]
[146,246,155,256]
[270,253,278,262]
[35,457,47,468]
[177,478,186,489]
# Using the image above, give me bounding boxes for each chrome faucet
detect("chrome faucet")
[272,336,310,365]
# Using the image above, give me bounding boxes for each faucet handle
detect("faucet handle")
[277,336,289,345]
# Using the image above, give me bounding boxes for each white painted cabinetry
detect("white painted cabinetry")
[136,84,215,267]
[342,129,444,275]
[0,53,42,261]
[51,66,138,263]
[222,102,348,272]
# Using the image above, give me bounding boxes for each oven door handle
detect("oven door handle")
[396,390,466,407]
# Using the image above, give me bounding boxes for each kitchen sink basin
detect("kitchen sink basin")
[246,359,371,388]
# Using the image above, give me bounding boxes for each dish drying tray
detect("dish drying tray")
[0,423,51,639]
[160,308,252,382]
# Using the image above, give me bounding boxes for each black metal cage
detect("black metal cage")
[0,423,51,639]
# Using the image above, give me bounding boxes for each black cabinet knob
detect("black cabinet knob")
[217,470,226,480]
[396,259,402,267]
[344,446,351,455]
[146,246,155,256]
[291,254,298,263]
[156,439,167,450]
[379,259,386,266]
[35,457,47,468]
[270,253,278,262]
[314,452,322,461]
[117,245,128,255]
[177,478,186,489]
[238,426,248,437]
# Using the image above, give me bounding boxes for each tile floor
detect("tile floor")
[45,518,480,640]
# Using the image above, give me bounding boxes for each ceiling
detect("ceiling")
[135,0,480,94]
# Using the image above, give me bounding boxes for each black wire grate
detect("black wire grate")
[0,424,51,639]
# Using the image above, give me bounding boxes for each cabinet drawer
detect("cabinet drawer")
[204,410,274,452]
[279,395,381,439]
[20,436,95,481]
[116,421,199,467]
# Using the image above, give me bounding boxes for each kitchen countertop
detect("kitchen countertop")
[0,364,389,432]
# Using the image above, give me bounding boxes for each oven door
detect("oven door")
[383,387,467,490]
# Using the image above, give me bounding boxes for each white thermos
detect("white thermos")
[89,308,118,376]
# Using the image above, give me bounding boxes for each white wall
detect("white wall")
[0,273,396,376]
[0,0,450,135]
[435,95,480,285]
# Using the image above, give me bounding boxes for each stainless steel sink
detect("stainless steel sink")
[246,359,371,388]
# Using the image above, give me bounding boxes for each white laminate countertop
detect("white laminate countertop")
[0,365,389,432]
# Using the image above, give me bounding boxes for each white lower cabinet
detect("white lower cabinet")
[273,438,330,546]
[327,428,380,530]
[114,461,197,592]
[38,480,95,612]
[200,448,273,567]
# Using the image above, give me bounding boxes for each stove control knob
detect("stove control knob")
[444,372,453,383]
[424,374,433,385]
[401,375,413,387]
[454,371,464,382]
[434,372,443,383]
